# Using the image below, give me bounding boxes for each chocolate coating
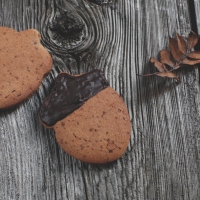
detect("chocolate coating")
[39,69,109,127]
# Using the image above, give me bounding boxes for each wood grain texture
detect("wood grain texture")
[0,0,200,199]
[194,0,200,33]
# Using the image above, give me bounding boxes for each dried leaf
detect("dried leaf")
[159,50,176,68]
[183,57,200,65]
[187,31,198,50]
[149,57,167,72]
[157,71,180,82]
[169,37,183,62]
[139,31,200,83]
[188,51,200,59]
[176,33,187,54]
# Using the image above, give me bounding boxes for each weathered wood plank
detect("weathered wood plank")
[194,0,200,33]
[192,0,200,198]
[0,0,200,199]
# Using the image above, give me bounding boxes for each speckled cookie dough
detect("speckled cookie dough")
[39,70,131,164]
[0,27,52,109]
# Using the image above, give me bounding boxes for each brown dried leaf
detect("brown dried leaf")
[176,33,187,54]
[169,37,183,62]
[188,51,200,59]
[140,31,199,83]
[183,57,200,65]
[187,31,198,50]
[157,72,180,82]
[159,50,176,68]
[149,57,167,72]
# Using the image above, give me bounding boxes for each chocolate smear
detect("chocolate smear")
[39,69,109,127]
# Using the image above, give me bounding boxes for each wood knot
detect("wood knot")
[49,10,84,38]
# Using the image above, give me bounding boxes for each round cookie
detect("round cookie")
[39,70,131,164]
[0,27,52,109]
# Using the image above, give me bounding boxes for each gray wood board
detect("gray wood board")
[194,0,200,33]
[0,0,200,199]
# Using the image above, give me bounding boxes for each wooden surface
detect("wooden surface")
[1,0,200,199]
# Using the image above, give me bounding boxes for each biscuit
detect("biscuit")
[39,70,131,164]
[0,27,52,109]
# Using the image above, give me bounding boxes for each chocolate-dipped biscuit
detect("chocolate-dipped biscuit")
[39,70,131,164]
